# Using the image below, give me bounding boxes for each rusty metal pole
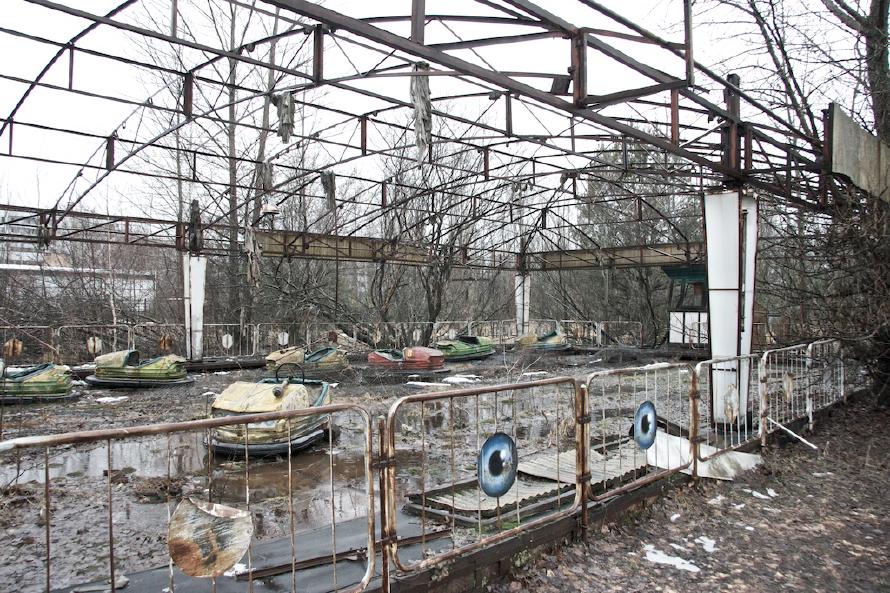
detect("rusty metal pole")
[410,0,425,44]
[689,371,700,480]
[44,447,51,593]
[575,381,590,542]
[759,354,769,448]
[107,439,116,593]
[683,0,694,85]
[571,32,587,106]
[377,416,390,593]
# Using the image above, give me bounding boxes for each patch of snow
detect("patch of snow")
[213,371,230,375]
[329,383,339,388]
[744,525,755,532]
[95,396,129,404]
[406,381,449,387]
[767,488,778,498]
[742,488,770,500]
[669,543,686,551]
[812,471,834,477]
[520,371,549,377]
[224,563,248,578]
[694,536,717,553]
[732,503,746,510]
[590,358,602,363]
[670,513,681,522]
[443,375,481,384]
[71,380,87,387]
[201,391,217,397]
[643,545,700,573]
[707,495,725,505]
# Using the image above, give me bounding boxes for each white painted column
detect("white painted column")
[704,189,758,425]
[514,272,531,336]
[182,253,207,361]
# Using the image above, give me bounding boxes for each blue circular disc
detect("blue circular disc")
[633,400,657,450]
[477,432,518,498]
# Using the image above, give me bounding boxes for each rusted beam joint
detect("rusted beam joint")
[575,413,591,425]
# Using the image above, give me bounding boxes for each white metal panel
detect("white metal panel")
[705,190,742,423]
[703,191,740,290]
[184,255,207,361]
[182,253,191,360]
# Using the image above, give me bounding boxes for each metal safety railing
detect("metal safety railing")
[692,353,763,462]
[55,324,133,364]
[0,336,867,593]
[132,322,187,358]
[381,377,584,572]
[561,320,643,348]
[0,325,55,362]
[759,339,845,445]
[1,318,635,364]
[0,403,375,593]
[585,363,695,500]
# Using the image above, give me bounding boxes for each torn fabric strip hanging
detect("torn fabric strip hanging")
[321,171,337,213]
[411,62,432,161]
[270,92,294,143]
[244,225,261,288]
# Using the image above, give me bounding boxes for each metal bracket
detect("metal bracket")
[576,413,591,424]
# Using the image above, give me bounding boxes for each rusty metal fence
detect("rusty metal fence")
[0,325,54,362]
[2,318,634,364]
[692,354,763,464]
[0,337,867,593]
[382,377,584,572]
[132,322,187,358]
[0,404,375,593]
[585,363,695,501]
[759,339,846,444]
[55,324,132,364]
[562,320,643,348]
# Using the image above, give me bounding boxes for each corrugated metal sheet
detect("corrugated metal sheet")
[427,478,560,512]
[518,445,647,485]
[427,444,649,513]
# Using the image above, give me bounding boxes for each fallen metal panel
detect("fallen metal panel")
[518,445,647,485]
[830,103,890,202]
[426,477,558,513]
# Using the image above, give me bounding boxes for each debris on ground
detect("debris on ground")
[490,390,890,593]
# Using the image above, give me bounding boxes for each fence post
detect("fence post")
[759,352,769,448]
[689,368,700,480]
[575,380,589,542]
[376,416,390,593]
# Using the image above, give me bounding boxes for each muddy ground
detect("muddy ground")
[0,349,631,440]
[490,389,890,593]
[0,350,634,592]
